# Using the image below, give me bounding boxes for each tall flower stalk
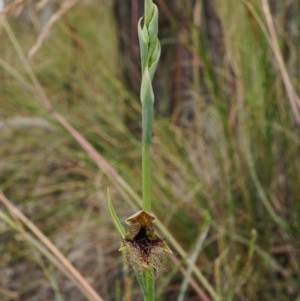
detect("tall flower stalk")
[109,1,168,301]
[138,1,161,297]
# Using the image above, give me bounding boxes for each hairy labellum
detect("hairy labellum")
[121,210,172,277]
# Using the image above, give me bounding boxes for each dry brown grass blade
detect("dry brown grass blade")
[0,191,105,301]
[53,111,121,179]
[261,0,300,124]
[28,0,79,59]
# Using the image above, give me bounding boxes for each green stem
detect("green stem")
[142,98,153,212]
[144,270,155,301]
[142,143,151,211]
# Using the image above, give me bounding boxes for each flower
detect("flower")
[120,210,172,278]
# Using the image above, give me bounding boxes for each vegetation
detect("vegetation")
[0,1,299,301]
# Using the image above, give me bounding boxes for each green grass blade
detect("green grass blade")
[107,189,125,239]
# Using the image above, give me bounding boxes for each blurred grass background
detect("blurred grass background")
[0,0,299,301]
